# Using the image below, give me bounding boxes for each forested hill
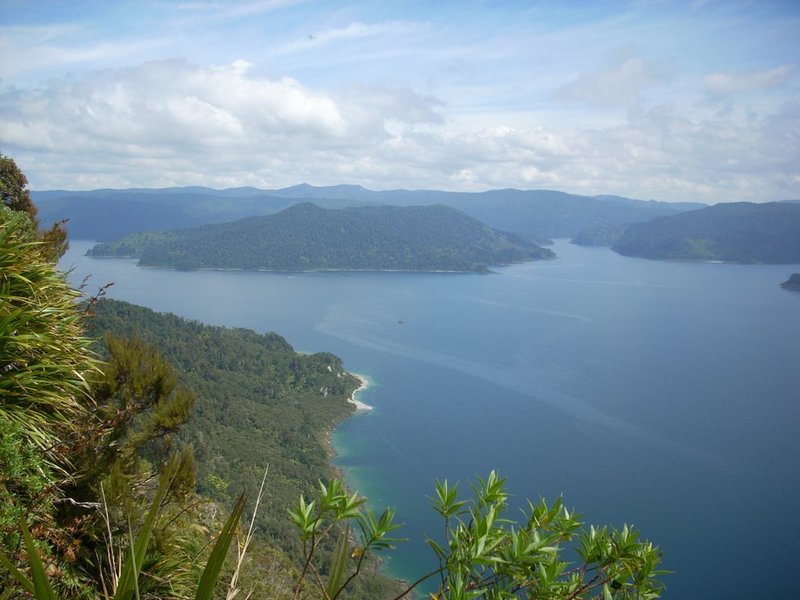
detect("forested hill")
[88,203,555,272]
[611,202,800,263]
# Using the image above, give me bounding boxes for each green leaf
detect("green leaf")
[20,517,57,600]
[603,582,613,600]
[114,461,176,600]
[324,526,351,600]
[195,492,247,600]
[0,549,36,596]
[426,537,447,560]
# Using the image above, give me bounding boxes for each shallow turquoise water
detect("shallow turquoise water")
[61,240,800,599]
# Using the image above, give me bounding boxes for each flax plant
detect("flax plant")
[0,457,247,600]
[1,210,96,450]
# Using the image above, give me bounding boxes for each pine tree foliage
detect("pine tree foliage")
[56,334,202,596]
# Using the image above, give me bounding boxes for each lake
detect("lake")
[60,240,800,599]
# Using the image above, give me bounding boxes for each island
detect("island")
[88,203,555,272]
[780,274,800,290]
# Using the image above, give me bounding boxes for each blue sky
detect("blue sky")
[1,0,798,201]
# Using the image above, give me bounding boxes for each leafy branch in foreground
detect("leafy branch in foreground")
[291,471,667,600]
[288,477,403,600]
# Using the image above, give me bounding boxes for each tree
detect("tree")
[0,153,68,260]
[0,160,244,598]
[0,153,36,216]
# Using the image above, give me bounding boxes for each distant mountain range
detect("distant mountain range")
[88,203,554,272]
[38,183,799,265]
[611,202,800,263]
[34,183,704,242]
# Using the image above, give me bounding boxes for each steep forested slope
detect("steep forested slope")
[89,203,554,271]
[86,299,357,551]
[612,202,800,263]
[85,299,403,597]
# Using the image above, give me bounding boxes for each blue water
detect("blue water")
[60,240,800,599]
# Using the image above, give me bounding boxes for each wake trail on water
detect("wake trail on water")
[316,315,754,479]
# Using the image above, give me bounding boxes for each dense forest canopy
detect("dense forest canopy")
[89,203,555,272]
[86,299,360,553]
[611,202,800,263]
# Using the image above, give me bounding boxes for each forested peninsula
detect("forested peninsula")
[611,202,800,263]
[84,299,398,597]
[86,298,359,534]
[88,202,554,272]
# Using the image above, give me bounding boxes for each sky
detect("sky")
[1,0,798,202]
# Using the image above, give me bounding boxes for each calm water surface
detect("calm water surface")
[61,240,800,599]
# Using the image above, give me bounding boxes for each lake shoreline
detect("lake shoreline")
[348,373,374,411]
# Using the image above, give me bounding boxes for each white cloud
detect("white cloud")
[0,59,448,187]
[555,47,674,106]
[704,65,795,95]
[1,0,798,203]
[264,19,431,69]
[0,60,351,153]
[3,58,797,202]
[306,21,409,46]
[339,85,444,129]
[325,100,799,202]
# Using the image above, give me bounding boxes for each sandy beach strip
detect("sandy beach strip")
[348,374,374,411]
